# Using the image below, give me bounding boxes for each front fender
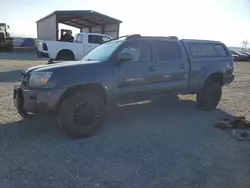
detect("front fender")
[52,63,115,106]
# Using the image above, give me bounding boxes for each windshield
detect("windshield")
[82,41,123,61]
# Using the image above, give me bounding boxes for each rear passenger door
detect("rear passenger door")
[154,40,190,94]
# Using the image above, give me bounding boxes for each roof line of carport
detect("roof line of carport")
[58,18,103,27]
[36,10,122,24]
[61,20,88,28]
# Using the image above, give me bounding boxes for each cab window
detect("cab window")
[88,35,111,44]
[118,41,152,62]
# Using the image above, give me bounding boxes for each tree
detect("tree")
[241,40,248,51]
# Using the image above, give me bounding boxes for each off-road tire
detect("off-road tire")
[58,92,105,138]
[196,81,222,110]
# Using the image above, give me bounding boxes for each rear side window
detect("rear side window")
[214,44,228,57]
[155,41,182,61]
[189,43,228,58]
[88,35,111,44]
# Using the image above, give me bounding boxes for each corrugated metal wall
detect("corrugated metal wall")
[37,15,57,40]
[81,23,119,38]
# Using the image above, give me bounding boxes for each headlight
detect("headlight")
[29,72,53,87]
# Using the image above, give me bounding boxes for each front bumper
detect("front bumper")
[37,51,49,58]
[13,85,65,115]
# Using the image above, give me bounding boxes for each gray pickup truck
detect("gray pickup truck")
[13,34,234,138]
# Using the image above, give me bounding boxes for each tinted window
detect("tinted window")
[88,35,111,44]
[214,44,228,57]
[119,41,152,62]
[155,41,182,61]
[189,43,218,57]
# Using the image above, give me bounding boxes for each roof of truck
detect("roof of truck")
[116,35,222,43]
[36,10,122,27]
[181,39,221,43]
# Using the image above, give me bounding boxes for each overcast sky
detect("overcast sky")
[2,0,250,47]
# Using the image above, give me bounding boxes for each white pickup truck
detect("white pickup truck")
[37,33,112,61]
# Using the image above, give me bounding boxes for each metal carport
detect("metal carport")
[36,10,122,41]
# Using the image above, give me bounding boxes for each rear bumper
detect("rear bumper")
[232,55,239,61]
[37,51,49,58]
[223,75,234,85]
[13,85,65,114]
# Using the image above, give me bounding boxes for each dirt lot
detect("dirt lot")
[0,53,250,188]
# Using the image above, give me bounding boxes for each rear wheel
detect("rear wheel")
[196,81,222,110]
[58,92,105,138]
[56,50,75,61]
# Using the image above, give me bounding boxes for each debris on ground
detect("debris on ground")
[215,116,250,130]
[215,116,250,141]
[227,129,250,141]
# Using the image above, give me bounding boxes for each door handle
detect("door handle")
[148,65,155,71]
[179,64,185,69]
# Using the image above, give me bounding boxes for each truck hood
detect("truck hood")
[24,60,101,73]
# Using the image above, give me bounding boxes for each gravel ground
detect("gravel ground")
[0,53,250,188]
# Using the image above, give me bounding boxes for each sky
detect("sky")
[1,0,250,47]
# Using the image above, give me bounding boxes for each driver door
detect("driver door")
[113,40,158,103]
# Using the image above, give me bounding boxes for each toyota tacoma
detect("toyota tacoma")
[13,34,235,138]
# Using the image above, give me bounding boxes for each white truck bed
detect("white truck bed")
[37,33,112,61]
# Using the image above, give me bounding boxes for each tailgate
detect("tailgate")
[37,40,44,51]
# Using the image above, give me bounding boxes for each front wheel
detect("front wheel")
[196,81,222,110]
[58,92,105,138]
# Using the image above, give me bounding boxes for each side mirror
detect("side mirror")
[7,25,10,29]
[117,52,133,63]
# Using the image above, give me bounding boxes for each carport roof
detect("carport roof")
[36,10,122,28]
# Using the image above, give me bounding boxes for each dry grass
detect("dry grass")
[0,56,250,187]
[0,59,46,124]
[219,62,250,118]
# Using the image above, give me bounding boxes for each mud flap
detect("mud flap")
[215,116,250,141]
